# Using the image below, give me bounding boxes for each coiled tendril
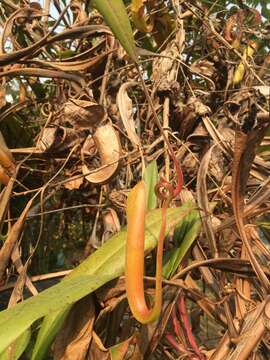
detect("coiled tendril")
[155,152,183,203]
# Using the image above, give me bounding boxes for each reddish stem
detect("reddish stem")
[178,293,205,360]
[165,333,187,355]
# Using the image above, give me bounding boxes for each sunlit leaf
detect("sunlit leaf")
[131,0,153,33]
[143,160,158,210]
[31,308,69,360]
[0,329,31,360]
[0,203,195,356]
[163,206,201,279]
[93,0,137,62]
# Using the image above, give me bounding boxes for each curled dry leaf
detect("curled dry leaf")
[81,135,97,157]
[0,131,15,175]
[95,278,126,305]
[175,98,210,139]
[0,165,10,185]
[53,295,95,360]
[131,0,154,33]
[253,86,270,98]
[102,207,121,242]
[37,127,66,152]
[187,122,210,145]
[82,123,121,184]
[64,98,105,130]
[70,0,88,24]
[64,170,84,190]
[196,146,218,258]
[116,81,141,148]
[232,113,270,292]
[190,59,215,77]
[88,331,109,360]
[0,197,33,282]
[37,127,84,153]
[191,97,211,117]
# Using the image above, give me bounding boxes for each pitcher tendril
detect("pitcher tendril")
[125,137,183,324]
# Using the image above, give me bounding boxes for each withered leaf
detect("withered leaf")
[37,127,84,153]
[232,114,270,291]
[0,165,10,186]
[82,123,121,184]
[64,174,84,190]
[253,86,270,98]
[109,334,138,360]
[0,197,33,282]
[81,135,97,157]
[197,146,218,258]
[102,208,121,242]
[190,59,215,77]
[87,331,109,360]
[53,295,95,360]
[116,82,141,148]
[131,0,153,33]
[64,99,105,130]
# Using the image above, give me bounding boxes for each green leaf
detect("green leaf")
[0,329,30,360]
[31,308,70,360]
[93,0,137,62]
[0,203,195,355]
[143,160,158,210]
[163,206,201,279]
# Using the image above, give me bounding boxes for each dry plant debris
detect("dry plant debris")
[0,0,270,359]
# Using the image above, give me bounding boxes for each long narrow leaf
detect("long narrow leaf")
[31,308,70,360]
[93,0,137,62]
[0,203,195,354]
[163,207,201,279]
[143,160,158,210]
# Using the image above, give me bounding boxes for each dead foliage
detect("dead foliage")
[0,0,270,359]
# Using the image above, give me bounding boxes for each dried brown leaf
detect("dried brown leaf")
[95,278,126,305]
[116,82,141,147]
[0,197,33,282]
[110,334,142,360]
[0,177,15,234]
[102,208,121,242]
[0,131,15,173]
[64,176,84,190]
[152,42,181,93]
[37,127,84,153]
[53,295,95,360]
[87,332,109,360]
[196,146,218,257]
[64,99,105,130]
[11,244,38,296]
[109,337,131,360]
[0,85,6,108]
[82,123,121,184]
[8,264,28,307]
[37,127,66,152]
[253,86,270,97]
[81,135,96,157]
[190,59,215,77]
[226,298,269,359]
[232,113,270,291]
[0,165,10,185]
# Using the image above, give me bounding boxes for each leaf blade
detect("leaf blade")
[143,160,158,210]
[0,203,195,355]
[93,0,137,62]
